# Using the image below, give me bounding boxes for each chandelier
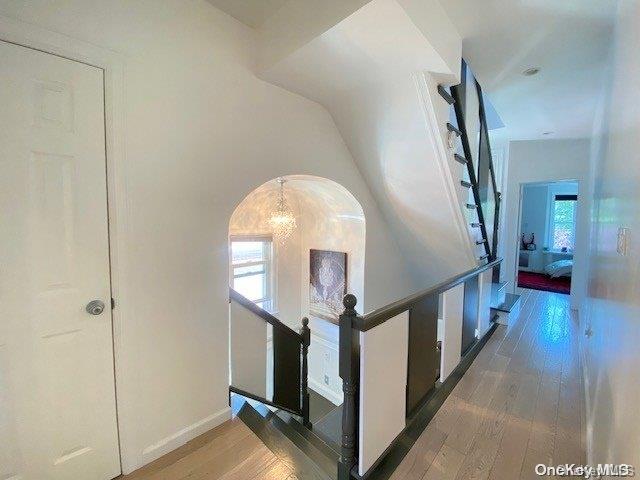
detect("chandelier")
[269,178,297,242]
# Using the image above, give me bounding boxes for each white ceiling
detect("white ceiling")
[206,0,617,142]
[440,0,617,142]
[205,0,288,28]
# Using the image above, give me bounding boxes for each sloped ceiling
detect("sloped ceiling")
[204,0,288,28]
[207,0,477,287]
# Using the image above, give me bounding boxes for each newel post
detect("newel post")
[301,317,311,427]
[338,294,360,480]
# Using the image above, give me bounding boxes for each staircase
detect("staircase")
[229,60,523,480]
[436,60,521,323]
[229,288,342,479]
[231,394,340,479]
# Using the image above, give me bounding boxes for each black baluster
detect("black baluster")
[338,294,359,480]
[301,317,311,427]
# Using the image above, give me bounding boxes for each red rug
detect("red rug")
[518,271,571,294]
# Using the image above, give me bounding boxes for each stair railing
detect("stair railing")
[338,258,502,480]
[228,287,310,426]
[443,59,502,273]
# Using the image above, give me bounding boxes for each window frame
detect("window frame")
[229,234,276,313]
[546,189,578,253]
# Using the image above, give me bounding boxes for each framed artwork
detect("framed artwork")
[309,249,347,321]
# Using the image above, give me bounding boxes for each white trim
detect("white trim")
[141,407,231,466]
[577,306,594,466]
[414,72,478,267]
[0,14,138,473]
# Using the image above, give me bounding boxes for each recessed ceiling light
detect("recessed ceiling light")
[523,67,540,76]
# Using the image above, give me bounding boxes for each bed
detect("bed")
[544,259,573,278]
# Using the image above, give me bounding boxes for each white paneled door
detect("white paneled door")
[0,41,120,479]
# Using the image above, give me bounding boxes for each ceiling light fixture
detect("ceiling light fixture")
[522,67,541,76]
[268,178,297,243]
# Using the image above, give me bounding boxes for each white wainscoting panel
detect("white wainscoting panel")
[308,332,342,405]
[478,269,494,337]
[229,300,268,398]
[440,283,464,381]
[358,311,409,476]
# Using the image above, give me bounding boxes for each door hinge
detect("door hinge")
[111,297,116,310]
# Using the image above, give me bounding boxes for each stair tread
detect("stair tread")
[491,293,521,312]
[454,153,467,164]
[276,409,341,458]
[311,405,342,451]
[235,398,337,480]
[438,85,455,104]
[447,122,462,136]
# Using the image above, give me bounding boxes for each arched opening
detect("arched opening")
[228,175,365,412]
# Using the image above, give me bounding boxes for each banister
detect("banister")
[354,258,502,331]
[229,287,303,341]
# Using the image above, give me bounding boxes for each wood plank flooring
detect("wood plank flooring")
[117,418,302,480]
[118,288,584,480]
[390,288,585,480]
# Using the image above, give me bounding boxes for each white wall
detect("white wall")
[583,0,640,468]
[504,139,590,309]
[0,2,416,473]
[259,0,477,289]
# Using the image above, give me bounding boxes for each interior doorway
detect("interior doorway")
[515,180,578,295]
[0,40,120,479]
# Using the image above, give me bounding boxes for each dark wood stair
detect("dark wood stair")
[231,392,340,480]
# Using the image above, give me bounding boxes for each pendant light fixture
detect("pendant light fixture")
[268,177,297,243]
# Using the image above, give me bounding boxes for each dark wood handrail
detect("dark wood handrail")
[354,258,502,331]
[229,287,303,341]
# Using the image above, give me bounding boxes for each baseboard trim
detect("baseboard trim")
[309,377,342,406]
[140,406,231,467]
[579,325,594,466]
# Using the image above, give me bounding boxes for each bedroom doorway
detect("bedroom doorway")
[516,180,578,295]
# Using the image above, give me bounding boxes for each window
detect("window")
[230,236,274,312]
[549,194,577,251]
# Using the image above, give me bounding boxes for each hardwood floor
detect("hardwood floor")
[390,288,585,480]
[118,288,583,480]
[117,418,301,480]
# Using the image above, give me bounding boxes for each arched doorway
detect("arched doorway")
[228,175,365,411]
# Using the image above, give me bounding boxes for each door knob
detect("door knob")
[86,300,105,315]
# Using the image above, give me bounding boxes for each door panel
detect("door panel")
[0,40,120,480]
[406,295,439,416]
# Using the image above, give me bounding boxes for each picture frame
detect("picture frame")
[309,249,347,321]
